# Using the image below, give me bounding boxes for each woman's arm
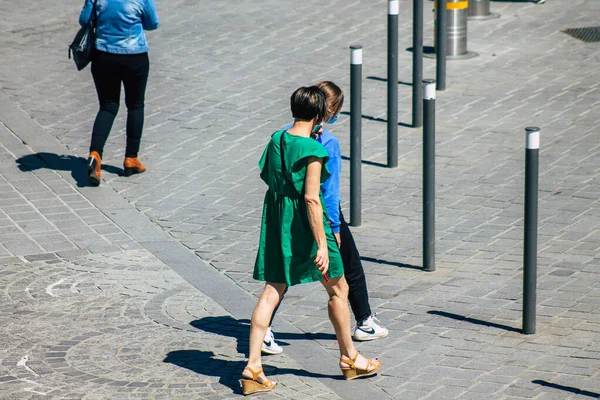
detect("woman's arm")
[305,156,329,276]
[142,0,160,30]
[78,0,93,27]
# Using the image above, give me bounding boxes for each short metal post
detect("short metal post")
[523,127,540,334]
[429,0,478,61]
[436,0,447,91]
[423,79,436,272]
[350,45,363,227]
[412,0,423,128]
[388,0,399,168]
[468,0,501,20]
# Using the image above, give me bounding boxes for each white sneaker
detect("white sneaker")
[353,315,389,341]
[261,327,283,355]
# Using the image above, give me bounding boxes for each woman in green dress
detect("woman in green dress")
[240,86,381,395]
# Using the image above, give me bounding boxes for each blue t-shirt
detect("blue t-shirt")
[284,124,341,233]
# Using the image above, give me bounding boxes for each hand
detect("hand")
[314,247,329,278]
[334,233,341,248]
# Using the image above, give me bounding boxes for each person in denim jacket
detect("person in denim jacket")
[79,0,159,186]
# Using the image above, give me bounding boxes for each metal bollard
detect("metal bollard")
[430,0,478,61]
[412,0,423,127]
[388,0,399,168]
[435,0,448,91]
[423,79,436,272]
[523,127,540,334]
[468,0,501,20]
[350,45,362,227]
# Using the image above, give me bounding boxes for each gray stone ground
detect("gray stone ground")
[0,0,599,399]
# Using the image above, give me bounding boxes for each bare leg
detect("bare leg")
[243,282,286,381]
[321,276,379,370]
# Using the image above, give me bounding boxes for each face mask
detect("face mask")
[311,123,322,134]
[327,114,340,124]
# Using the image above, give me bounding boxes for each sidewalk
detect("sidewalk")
[0,95,347,399]
[1,0,599,399]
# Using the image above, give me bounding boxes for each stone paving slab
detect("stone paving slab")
[0,122,140,259]
[0,0,599,399]
[0,249,342,399]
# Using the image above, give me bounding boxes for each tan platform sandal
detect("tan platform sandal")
[240,366,276,395]
[340,352,382,380]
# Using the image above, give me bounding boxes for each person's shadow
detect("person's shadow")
[16,152,123,187]
[168,316,339,394]
[189,315,336,356]
[163,349,339,394]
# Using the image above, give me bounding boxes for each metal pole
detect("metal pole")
[468,0,490,17]
[523,126,540,334]
[412,0,423,128]
[388,0,399,168]
[350,45,363,227]
[468,0,500,20]
[436,0,447,91]
[423,79,436,272]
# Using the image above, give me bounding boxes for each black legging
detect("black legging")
[89,50,149,158]
[270,210,372,326]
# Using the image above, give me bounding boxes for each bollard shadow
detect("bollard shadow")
[16,152,124,187]
[361,256,423,271]
[341,155,387,169]
[189,316,336,357]
[427,310,521,332]
[532,380,600,398]
[406,46,436,56]
[366,76,412,86]
[164,350,340,395]
[339,111,412,128]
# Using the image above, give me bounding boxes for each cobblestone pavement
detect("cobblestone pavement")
[1,0,599,398]
[0,250,340,399]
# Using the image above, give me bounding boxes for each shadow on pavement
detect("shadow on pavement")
[341,155,387,168]
[405,46,435,56]
[340,111,412,128]
[164,349,340,395]
[16,152,123,187]
[366,76,412,86]
[427,310,521,333]
[532,380,600,398]
[190,316,336,357]
[361,256,423,271]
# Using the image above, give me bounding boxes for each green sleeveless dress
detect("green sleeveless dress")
[254,130,344,286]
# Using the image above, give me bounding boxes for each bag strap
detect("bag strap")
[90,0,97,23]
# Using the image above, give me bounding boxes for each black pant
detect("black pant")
[270,210,372,326]
[338,211,372,324]
[89,50,149,158]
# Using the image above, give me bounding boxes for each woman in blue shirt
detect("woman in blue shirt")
[78,0,159,186]
[262,81,388,356]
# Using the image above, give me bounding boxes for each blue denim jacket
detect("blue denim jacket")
[79,0,159,54]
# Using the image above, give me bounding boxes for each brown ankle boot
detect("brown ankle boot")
[87,151,101,186]
[123,157,146,177]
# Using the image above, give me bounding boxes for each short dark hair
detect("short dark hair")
[290,86,327,122]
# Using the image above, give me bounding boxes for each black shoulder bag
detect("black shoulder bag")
[69,0,97,71]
